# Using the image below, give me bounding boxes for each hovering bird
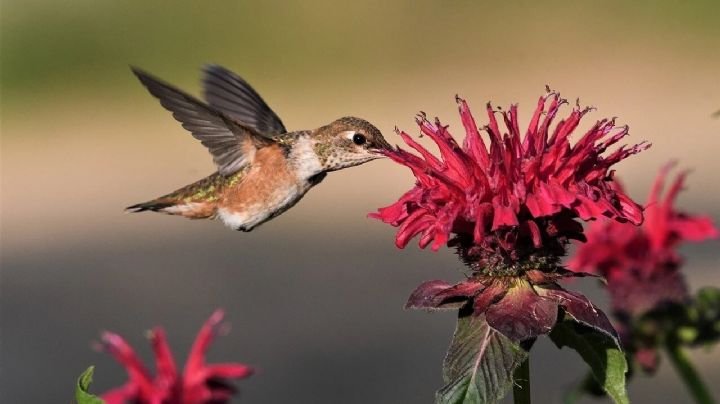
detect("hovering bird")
[127,65,391,231]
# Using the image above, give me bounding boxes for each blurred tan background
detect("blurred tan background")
[2,1,719,403]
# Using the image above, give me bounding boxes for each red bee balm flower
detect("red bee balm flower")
[371,92,649,341]
[372,92,650,402]
[99,310,253,404]
[569,165,718,316]
[568,166,718,379]
[373,93,648,258]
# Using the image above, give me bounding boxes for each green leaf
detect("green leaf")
[75,366,105,404]
[563,371,608,404]
[694,287,720,320]
[550,321,629,404]
[436,313,528,404]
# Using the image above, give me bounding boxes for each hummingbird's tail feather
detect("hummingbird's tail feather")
[125,200,176,213]
[125,198,217,219]
[125,173,229,219]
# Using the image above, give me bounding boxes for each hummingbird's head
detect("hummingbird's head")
[314,117,392,171]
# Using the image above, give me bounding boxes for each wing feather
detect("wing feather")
[132,67,274,175]
[202,64,287,135]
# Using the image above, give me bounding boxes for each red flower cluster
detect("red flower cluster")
[99,310,253,404]
[569,165,718,316]
[372,92,650,343]
[371,92,648,270]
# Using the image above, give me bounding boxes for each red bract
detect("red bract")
[406,270,617,343]
[568,164,719,316]
[371,93,649,269]
[99,310,253,404]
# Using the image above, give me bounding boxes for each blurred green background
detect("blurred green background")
[2,1,719,403]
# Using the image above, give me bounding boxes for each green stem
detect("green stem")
[513,357,531,404]
[665,343,714,404]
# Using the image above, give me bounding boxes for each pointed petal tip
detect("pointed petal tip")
[206,363,255,379]
[100,331,124,346]
[209,309,225,324]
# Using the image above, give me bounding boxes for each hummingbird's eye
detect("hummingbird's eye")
[352,133,367,145]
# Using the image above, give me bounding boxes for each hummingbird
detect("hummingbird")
[126,65,391,231]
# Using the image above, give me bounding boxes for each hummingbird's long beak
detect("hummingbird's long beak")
[370,134,394,156]
[369,146,392,157]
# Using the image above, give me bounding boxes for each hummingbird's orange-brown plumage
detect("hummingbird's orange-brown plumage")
[127,65,391,231]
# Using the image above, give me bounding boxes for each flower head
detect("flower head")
[372,92,651,403]
[371,92,649,272]
[568,164,718,316]
[99,310,253,404]
[372,91,649,342]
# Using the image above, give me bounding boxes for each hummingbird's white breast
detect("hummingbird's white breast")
[289,135,324,181]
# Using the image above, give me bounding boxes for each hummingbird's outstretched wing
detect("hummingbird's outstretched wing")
[202,65,287,135]
[132,67,275,176]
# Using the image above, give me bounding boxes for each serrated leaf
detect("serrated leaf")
[550,321,629,404]
[75,366,105,404]
[436,313,528,404]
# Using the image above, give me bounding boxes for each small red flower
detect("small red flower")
[371,92,648,269]
[568,164,719,316]
[568,165,718,373]
[372,91,649,342]
[99,310,253,404]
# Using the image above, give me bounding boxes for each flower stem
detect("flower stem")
[513,357,531,404]
[665,343,714,404]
